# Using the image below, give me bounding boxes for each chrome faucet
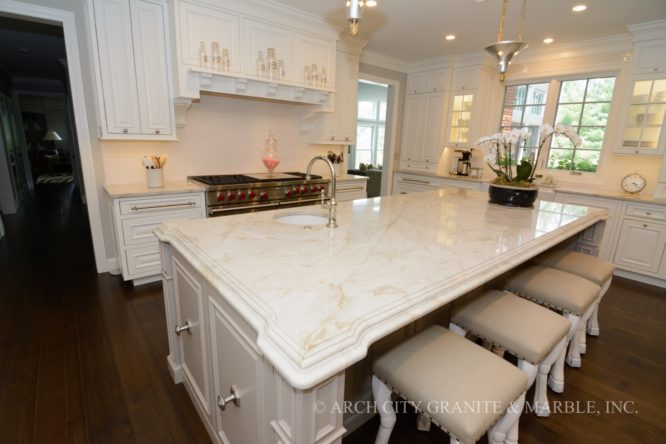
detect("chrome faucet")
[306,156,337,228]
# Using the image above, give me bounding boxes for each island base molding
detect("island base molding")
[160,243,347,444]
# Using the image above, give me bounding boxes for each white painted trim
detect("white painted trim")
[515,34,632,64]
[0,0,109,273]
[614,268,666,289]
[627,19,666,42]
[359,72,401,197]
[360,50,409,73]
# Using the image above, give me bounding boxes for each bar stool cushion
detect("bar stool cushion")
[451,290,570,364]
[373,325,528,444]
[533,249,614,286]
[505,266,600,316]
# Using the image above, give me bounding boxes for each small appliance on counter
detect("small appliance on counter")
[453,149,472,176]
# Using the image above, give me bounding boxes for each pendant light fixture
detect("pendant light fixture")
[485,0,528,82]
[346,0,377,36]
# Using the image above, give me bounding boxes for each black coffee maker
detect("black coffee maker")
[455,150,472,176]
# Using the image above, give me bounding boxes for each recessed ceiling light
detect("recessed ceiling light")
[445,34,456,41]
[365,0,377,7]
[572,4,587,12]
[543,37,554,44]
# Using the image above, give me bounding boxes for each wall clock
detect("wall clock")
[620,173,646,194]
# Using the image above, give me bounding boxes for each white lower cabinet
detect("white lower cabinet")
[613,204,666,277]
[210,297,272,444]
[110,191,205,283]
[392,172,482,195]
[174,256,213,422]
[162,247,347,444]
[336,177,368,201]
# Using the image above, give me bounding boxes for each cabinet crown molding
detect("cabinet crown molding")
[628,19,666,43]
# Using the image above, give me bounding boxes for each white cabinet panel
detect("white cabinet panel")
[174,258,212,421]
[125,243,161,276]
[241,18,292,80]
[423,92,446,161]
[406,69,449,94]
[91,0,141,135]
[210,298,270,444]
[131,0,173,135]
[613,219,666,274]
[178,1,241,72]
[401,94,427,161]
[292,32,335,88]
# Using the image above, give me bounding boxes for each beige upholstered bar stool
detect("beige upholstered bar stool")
[504,266,600,393]
[372,325,528,444]
[449,290,571,417]
[532,249,615,353]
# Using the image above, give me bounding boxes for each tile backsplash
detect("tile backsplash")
[101,93,341,184]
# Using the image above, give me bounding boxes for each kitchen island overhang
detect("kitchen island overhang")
[154,188,608,443]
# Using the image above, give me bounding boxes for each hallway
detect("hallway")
[0,184,664,443]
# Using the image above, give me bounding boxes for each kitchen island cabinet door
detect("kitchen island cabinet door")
[173,257,213,427]
[209,298,273,444]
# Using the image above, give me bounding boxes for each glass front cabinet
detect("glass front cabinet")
[617,74,666,155]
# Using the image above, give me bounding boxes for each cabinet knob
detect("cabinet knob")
[643,224,648,228]
[330,136,335,140]
[345,136,349,141]
[155,129,160,134]
[646,212,651,215]
[174,321,191,336]
[217,385,241,410]
[122,128,128,134]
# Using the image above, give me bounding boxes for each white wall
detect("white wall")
[101,93,341,183]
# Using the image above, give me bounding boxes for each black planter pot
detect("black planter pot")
[488,183,539,208]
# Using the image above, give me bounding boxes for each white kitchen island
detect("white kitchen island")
[154,188,608,444]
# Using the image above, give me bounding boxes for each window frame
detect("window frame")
[498,71,619,178]
[352,97,387,168]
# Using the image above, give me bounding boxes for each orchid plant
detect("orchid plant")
[478,124,582,187]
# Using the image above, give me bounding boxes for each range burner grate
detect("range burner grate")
[189,175,256,185]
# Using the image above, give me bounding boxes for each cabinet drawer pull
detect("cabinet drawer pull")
[174,321,191,336]
[130,201,196,212]
[403,178,430,185]
[123,128,129,134]
[217,385,240,410]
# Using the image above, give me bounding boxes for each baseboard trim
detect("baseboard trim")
[614,269,666,288]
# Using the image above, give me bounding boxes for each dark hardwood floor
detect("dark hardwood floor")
[1,184,664,443]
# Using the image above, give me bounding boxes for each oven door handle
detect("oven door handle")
[208,202,279,215]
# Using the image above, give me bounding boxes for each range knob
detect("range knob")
[227,192,237,201]
[259,192,269,200]
[284,189,293,197]
[300,187,307,194]
[239,191,247,200]
[249,191,257,199]
[216,192,226,202]
[319,185,326,192]
[310,186,317,193]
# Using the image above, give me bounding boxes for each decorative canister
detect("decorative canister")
[146,168,164,188]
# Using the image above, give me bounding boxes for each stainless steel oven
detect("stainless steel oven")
[189,172,330,217]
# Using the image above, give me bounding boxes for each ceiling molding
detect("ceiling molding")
[627,19,666,42]
[511,33,632,64]
[360,50,409,73]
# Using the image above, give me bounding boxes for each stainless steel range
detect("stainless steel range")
[189,172,330,217]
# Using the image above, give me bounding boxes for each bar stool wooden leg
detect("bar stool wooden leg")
[535,337,567,417]
[488,393,525,444]
[566,303,596,368]
[588,279,611,336]
[549,313,580,393]
[372,376,396,444]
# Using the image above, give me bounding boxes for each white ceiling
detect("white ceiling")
[271,0,666,62]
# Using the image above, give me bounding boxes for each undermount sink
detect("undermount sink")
[275,213,328,226]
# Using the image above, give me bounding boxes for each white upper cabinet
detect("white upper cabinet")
[89,0,175,139]
[406,69,449,94]
[177,1,241,73]
[616,74,666,155]
[292,31,335,89]
[91,0,141,136]
[241,18,292,80]
[131,0,174,136]
[171,0,338,108]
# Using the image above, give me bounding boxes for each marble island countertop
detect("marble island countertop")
[155,189,608,389]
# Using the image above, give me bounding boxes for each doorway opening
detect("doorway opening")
[349,75,400,197]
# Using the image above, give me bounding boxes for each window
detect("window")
[353,97,387,168]
[500,82,549,165]
[547,77,616,172]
